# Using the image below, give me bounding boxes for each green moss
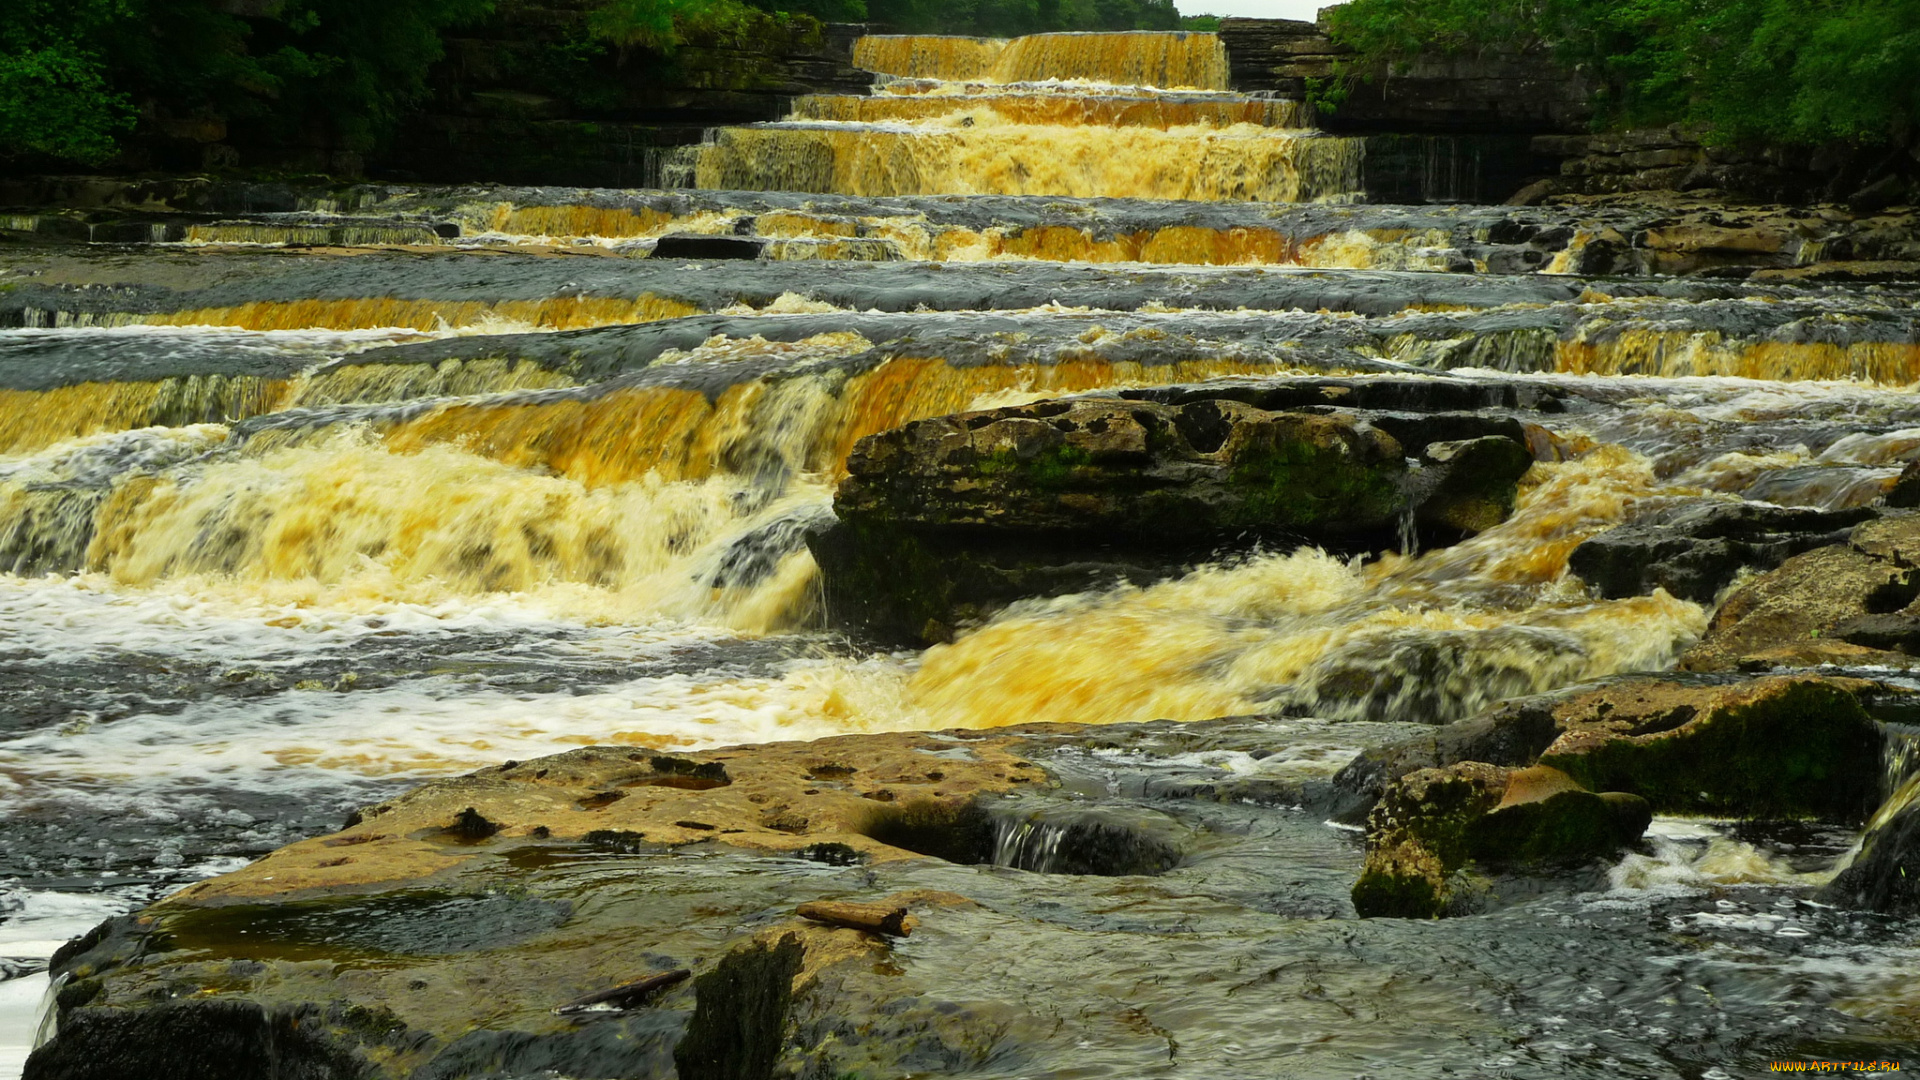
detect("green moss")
[161,891,571,964]
[675,934,805,1080]
[1540,681,1883,822]
[1226,438,1402,531]
[976,444,1094,491]
[1466,790,1648,865]
[1351,866,1445,919]
[859,798,995,864]
[1390,774,1503,870]
[56,977,102,1011]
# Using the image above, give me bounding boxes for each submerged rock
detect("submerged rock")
[1350,762,1650,919]
[812,388,1537,644]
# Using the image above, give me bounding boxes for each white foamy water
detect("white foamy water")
[0,859,254,1079]
[0,574,922,1077]
[0,575,926,800]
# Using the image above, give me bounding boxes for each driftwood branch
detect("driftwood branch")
[796,900,913,937]
[553,969,691,1015]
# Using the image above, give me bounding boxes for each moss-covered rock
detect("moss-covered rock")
[1350,762,1649,919]
[834,396,1411,540]
[1538,675,1885,823]
[1821,779,1920,915]
[674,935,806,1080]
[1333,673,1901,828]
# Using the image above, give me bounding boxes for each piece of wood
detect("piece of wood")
[553,969,691,1015]
[795,900,913,937]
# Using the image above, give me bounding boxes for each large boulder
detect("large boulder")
[1350,762,1650,919]
[832,396,1409,540]
[1536,675,1885,823]
[811,391,1537,644]
[1330,673,1891,825]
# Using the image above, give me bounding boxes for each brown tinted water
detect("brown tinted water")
[2,27,1919,1080]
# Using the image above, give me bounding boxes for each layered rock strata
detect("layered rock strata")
[1680,512,1920,672]
[810,388,1537,644]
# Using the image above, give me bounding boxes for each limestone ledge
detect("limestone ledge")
[167,729,1050,906]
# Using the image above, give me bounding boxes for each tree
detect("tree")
[1321,0,1920,148]
[0,0,136,164]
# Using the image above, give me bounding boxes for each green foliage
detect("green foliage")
[744,0,867,20]
[589,0,765,51]
[1322,0,1920,147]
[5,0,1185,167]
[585,0,1179,44]
[3,0,492,164]
[1179,15,1221,31]
[0,0,135,164]
[264,0,496,149]
[866,0,1180,34]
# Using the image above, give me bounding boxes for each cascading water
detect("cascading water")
[692,31,1362,202]
[4,26,1920,1080]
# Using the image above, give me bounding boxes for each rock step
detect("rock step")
[811,388,1539,644]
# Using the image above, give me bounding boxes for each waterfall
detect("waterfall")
[1830,723,1920,877]
[990,807,1185,876]
[694,31,1360,203]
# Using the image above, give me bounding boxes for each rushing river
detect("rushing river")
[4,28,1920,1078]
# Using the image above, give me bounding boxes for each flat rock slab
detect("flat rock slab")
[25,713,1920,1079]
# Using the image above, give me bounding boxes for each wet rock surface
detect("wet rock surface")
[5,183,1920,282]
[1682,512,1920,672]
[26,716,1920,1080]
[1342,674,1895,922]
[1334,674,1894,831]
[1569,499,1879,604]
[1351,763,1650,919]
[5,244,1884,329]
[1535,676,1886,822]
[834,397,1414,539]
[1823,783,1920,917]
[7,32,1920,1080]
